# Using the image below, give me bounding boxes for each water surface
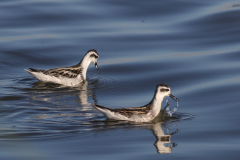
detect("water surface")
[0,0,240,159]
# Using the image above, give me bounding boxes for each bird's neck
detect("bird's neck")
[150,93,165,118]
[79,57,92,80]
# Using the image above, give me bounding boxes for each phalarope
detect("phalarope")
[25,49,99,86]
[93,84,179,122]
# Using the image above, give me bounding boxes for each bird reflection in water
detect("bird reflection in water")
[30,80,95,107]
[78,81,96,109]
[150,122,178,154]
[28,80,98,121]
[149,103,179,154]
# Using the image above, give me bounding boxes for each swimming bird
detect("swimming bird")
[25,49,99,86]
[93,84,179,122]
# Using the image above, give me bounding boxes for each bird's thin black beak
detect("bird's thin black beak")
[169,93,179,102]
[95,62,100,73]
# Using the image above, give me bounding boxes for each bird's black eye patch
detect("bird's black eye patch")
[90,54,99,59]
[160,88,169,92]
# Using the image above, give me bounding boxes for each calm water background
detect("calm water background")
[0,0,240,159]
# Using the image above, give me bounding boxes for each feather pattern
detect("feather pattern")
[94,103,152,118]
[29,66,83,78]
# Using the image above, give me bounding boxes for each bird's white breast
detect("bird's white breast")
[30,72,83,86]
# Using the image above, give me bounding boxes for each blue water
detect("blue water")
[0,0,240,159]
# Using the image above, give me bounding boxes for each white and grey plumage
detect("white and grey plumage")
[25,49,99,86]
[93,84,179,122]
